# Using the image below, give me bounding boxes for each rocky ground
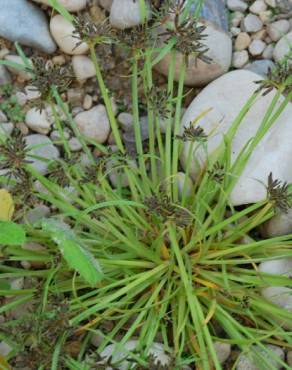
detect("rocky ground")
[0,0,292,369]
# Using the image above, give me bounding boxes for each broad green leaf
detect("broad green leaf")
[0,189,14,221]
[0,222,26,246]
[42,219,103,286]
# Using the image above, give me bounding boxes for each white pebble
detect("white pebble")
[25,107,52,134]
[242,14,263,33]
[232,50,249,68]
[262,44,274,59]
[267,20,291,42]
[248,39,266,55]
[68,137,82,151]
[249,0,267,14]
[83,94,93,110]
[72,55,96,80]
[227,0,248,12]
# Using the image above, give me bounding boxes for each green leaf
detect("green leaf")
[0,222,26,245]
[42,219,103,286]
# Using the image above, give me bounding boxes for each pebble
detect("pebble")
[248,39,266,55]
[72,55,96,81]
[50,129,70,142]
[0,64,11,85]
[0,122,14,136]
[246,59,275,76]
[0,341,12,357]
[232,50,249,68]
[32,0,87,12]
[264,0,276,6]
[231,27,241,36]
[110,0,151,29]
[235,32,251,50]
[180,70,292,206]
[15,91,28,106]
[75,105,110,144]
[227,0,248,12]
[99,0,113,11]
[214,342,231,364]
[118,112,133,131]
[50,15,89,55]
[25,205,51,224]
[267,20,291,42]
[0,110,7,123]
[262,44,274,59]
[25,85,41,100]
[107,157,137,188]
[252,28,266,40]
[273,31,292,63]
[4,55,33,81]
[231,11,245,27]
[0,0,56,54]
[83,94,93,110]
[10,277,24,290]
[236,345,284,370]
[25,107,52,135]
[68,137,82,151]
[259,10,273,24]
[261,209,292,237]
[25,134,60,175]
[242,14,263,33]
[249,0,267,14]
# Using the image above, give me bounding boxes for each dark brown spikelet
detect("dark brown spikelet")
[208,162,225,184]
[115,25,154,53]
[146,86,172,119]
[267,172,292,213]
[176,125,208,143]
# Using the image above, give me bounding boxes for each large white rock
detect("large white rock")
[155,21,232,87]
[273,31,292,63]
[32,0,87,12]
[110,0,151,29]
[180,70,292,206]
[261,209,292,237]
[50,15,89,55]
[75,105,110,144]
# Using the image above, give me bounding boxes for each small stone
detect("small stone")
[14,91,27,106]
[72,55,96,81]
[250,0,267,14]
[0,0,56,53]
[267,20,291,42]
[231,11,245,27]
[32,0,87,12]
[25,85,41,100]
[99,0,113,11]
[264,0,276,7]
[0,110,7,123]
[231,27,241,36]
[67,88,84,105]
[25,205,51,224]
[0,122,14,136]
[50,130,70,142]
[75,105,110,144]
[261,209,292,237]
[4,55,33,81]
[242,14,263,33]
[248,39,266,55]
[214,342,231,364]
[16,122,29,135]
[259,10,273,24]
[68,137,82,151]
[252,28,266,40]
[50,15,89,55]
[0,64,11,85]
[232,50,249,68]
[273,31,292,63]
[25,107,52,134]
[118,112,133,131]
[83,94,93,110]
[10,277,24,290]
[236,345,284,370]
[235,32,251,50]
[0,341,12,357]
[246,60,275,76]
[52,55,66,65]
[25,134,60,175]
[227,0,248,12]
[0,48,9,59]
[262,44,274,59]
[110,0,151,29]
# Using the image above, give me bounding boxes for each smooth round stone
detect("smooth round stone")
[68,137,82,151]
[241,14,263,33]
[118,112,133,131]
[235,32,251,51]
[248,39,266,55]
[259,258,292,277]
[261,209,292,237]
[110,0,151,29]
[155,21,232,87]
[25,134,60,175]
[72,55,95,81]
[262,44,274,59]
[0,0,56,53]
[25,107,52,134]
[232,50,249,68]
[273,31,292,63]
[4,55,33,81]
[227,0,248,12]
[179,70,292,206]
[75,105,110,144]
[249,0,267,14]
[245,60,275,76]
[0,122,14,136]
[0,65,11,85]
[99,0,113,11]
[214,342,231,364]
[99,340,170,369]
[236,345,284,370]
[267,20,291,42]
[32,0,87,12]
[50,15,89,55]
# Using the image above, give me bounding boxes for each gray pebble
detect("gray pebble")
[0,64,11,85]
[242,14,263,33]
[245,59,275,76]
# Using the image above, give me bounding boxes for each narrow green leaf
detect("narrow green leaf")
[42,219,103,286]
[0,222,26,246]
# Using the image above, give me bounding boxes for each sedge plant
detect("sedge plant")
[0,1,292,369]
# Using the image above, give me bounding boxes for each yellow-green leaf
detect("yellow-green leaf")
[0,189,14,221]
